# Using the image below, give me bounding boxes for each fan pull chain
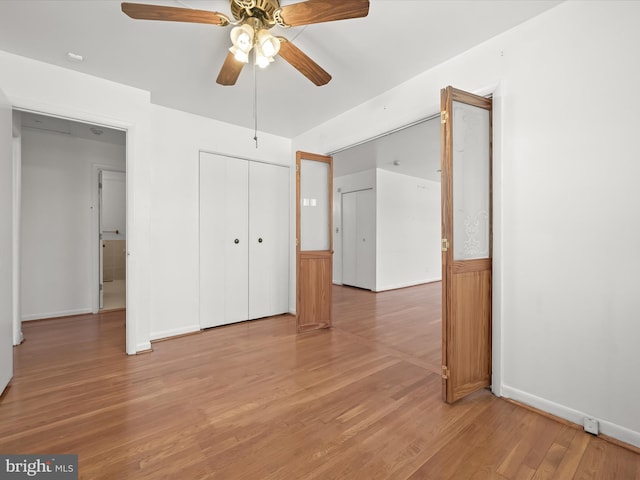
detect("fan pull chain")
[253,55,258,149]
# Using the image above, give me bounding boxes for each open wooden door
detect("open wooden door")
[296,151,333,332]
[441,86,492,403]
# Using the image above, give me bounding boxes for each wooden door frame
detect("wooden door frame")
[296,151,333,332]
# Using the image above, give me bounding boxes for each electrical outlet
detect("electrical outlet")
[584,417,599,435]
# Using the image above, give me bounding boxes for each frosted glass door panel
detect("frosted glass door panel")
[452,101,490,261]
[300,159,330,251]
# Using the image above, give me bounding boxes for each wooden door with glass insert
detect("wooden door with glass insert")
[441,86,492,403]
[296,151,333,332]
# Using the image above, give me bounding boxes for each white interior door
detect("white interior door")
[342,189,374,290]
[342,191,358,286]
[356,189,375,290]
[99,170,126,309]
[248,162,289,319]
[0,86,13,394]
[199,152,249,328]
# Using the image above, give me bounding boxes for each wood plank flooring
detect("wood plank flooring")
[2,283,639,479]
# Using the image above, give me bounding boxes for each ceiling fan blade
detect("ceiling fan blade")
[277,0,369,27]
[278,39,331,86]
[216,52,245,86]
[121,3,230,26]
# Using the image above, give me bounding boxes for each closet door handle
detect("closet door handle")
[258,238,263,243]
[234,239,240,244]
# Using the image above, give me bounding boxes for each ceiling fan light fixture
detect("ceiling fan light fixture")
[255,51,273,68]
[229,24,254,63]
[230,46,250,63]
[256,29,280,58]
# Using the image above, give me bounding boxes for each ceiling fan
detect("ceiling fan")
[121,0,370,86]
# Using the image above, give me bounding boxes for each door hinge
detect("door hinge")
[441,365,449,380]
[440,110,448,124]
[296,238,299,247]
[99,283,103,291]
[441,238,449,252]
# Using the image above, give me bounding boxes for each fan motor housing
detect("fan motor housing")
[230,0,280,23]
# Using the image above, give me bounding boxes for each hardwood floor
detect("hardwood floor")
[2,283,638,479]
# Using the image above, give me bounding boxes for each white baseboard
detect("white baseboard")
[502,385,640,448]
[149,325,200,342]
[375,277,442,292]
[135,341,151,353]
[22,308,92,321]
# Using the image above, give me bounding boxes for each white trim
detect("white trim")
[136,341,152,352]
[502,385,640,448]
[22,308,92,321]
[150,325,200,342]
[9,98,139,355]
[490,81,505,398]
[11,136,23,346]
[327,112,441,156]
[374,278,442,292]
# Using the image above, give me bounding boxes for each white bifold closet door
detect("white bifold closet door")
[342,188,375,290]
[199,152,289,329]
[200,154,249,327]
[248,161,289,319]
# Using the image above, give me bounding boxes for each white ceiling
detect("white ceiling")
[0,0,561,138]
[334,116,441,182]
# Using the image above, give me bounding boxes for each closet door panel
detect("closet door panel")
[341,191,357,286]
[356,189,375,290]
[199,153,248,328]
[225,158,249,323]
[249,162,289,319]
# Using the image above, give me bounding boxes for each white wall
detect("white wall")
[293,1,640,448]
[376,169,441,291]
[333,169,441,291]
[0,51,292,351]
[148,105,291,340]
[0,50,152,353]
[20,128,125,320]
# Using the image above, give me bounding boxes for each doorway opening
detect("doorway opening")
[14,109,127,346]
[328,86,496,403]
[99,169,126,311]
[331,114,443,371]
[332,115,442,293]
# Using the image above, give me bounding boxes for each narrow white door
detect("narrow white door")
[356,188,375,290]
[199,152,249,328]
[248,162,289,319]
[99,170,126,309]
[0,86,13,394]
[342,191,358,286]
[342,189,375,290]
